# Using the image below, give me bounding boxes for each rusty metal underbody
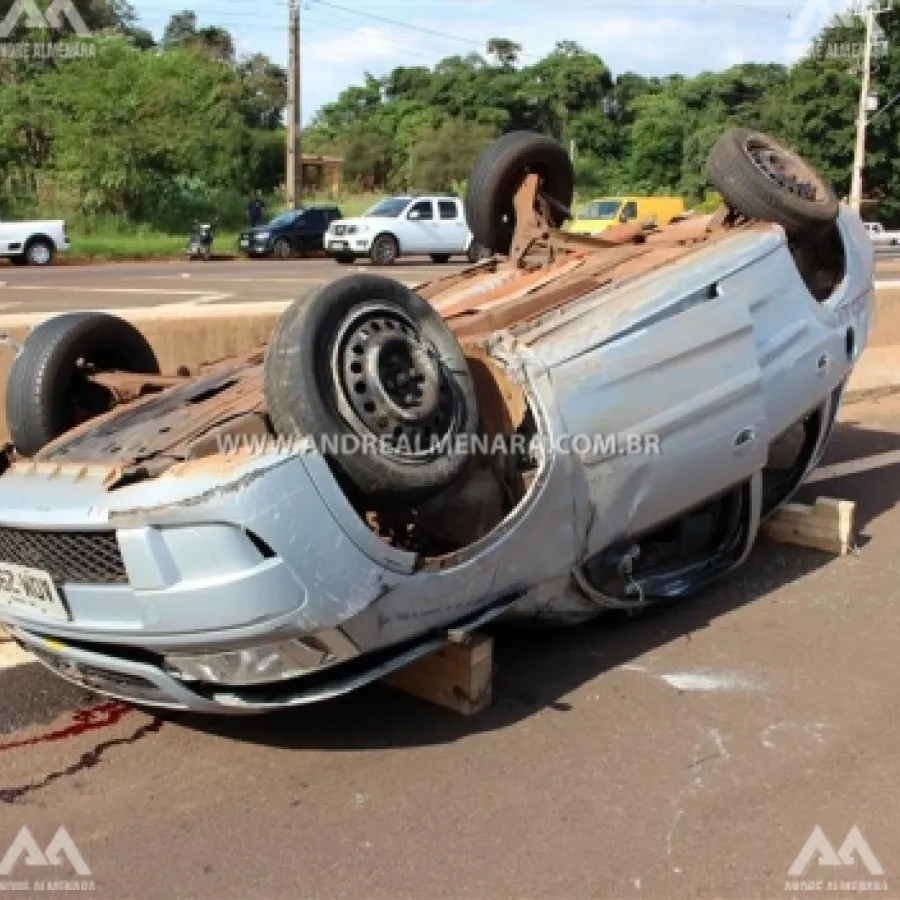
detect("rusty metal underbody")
[28,177,764,471]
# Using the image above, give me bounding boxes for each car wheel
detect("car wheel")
[334,255,355,265]
[6,312,161,456]
[466,241,490,264]
[263,274,480,505]
[370,234,398,266]
[430,254,451,264]
[465,131,574,257]
[273,238,292,259]
[25,238,54,266]
[706,128,838,239]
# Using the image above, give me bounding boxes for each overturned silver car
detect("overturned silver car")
[0,128,874,713]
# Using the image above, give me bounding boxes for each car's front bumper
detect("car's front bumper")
[6,596,513,713]
[238,236,274,254]
[7,624,426,713]
[324,234,373,255]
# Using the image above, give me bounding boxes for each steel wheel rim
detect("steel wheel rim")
[374,238,395,263]
[30,243,50,264]
[742,134,825,204]
[330,302,458,459]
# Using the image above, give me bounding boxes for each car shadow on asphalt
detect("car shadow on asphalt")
[177,417,900,750]
[176,538,827,750]
[794,417,900,537]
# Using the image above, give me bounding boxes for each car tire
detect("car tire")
[465,130,574,257]
[263,273,479,505]
[466,241,490,264]
[6,312,160,456]
[273,238,292,259]
[370,234,398,266]
[334,254,355,265]
[25,238,54,266]
[430,254,451,264]
[706,128,839,239]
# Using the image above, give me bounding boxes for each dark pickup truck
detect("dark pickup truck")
[238,205,343,258]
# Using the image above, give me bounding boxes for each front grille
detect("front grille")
[0,527,127,584]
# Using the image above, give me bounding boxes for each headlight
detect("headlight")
[255,231,270,240]
[164,636,341,686]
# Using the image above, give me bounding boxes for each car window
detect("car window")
[408,200,433,220]
[579,200,620,220]
[305,210,326,227]
[267,210,302,228]
[438,201,458,220]
[364,198,410,217]
[621,201,638,220]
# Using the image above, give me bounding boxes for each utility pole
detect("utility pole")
[849,1,876,211]
[286,0,302,209]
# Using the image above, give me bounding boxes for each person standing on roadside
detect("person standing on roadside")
[248,190,265,228]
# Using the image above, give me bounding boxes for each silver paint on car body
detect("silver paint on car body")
[0,208,875,711]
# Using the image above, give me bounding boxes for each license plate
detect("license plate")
[0,562,68,620]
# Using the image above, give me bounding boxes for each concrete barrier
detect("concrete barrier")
[0,303,291,442]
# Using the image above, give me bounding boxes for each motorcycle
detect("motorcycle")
[187,222,213,261]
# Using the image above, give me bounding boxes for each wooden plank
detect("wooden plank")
[760,497,856,555]
[382,631,493,716]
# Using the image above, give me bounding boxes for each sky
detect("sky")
[132,0,860,124]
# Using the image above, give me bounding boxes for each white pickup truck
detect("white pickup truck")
[864,221,900,246]
[323,195,487,265]
[0,216,70,266]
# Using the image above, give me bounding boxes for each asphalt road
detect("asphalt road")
[0,258,469,317]
[0,254,899,319]
[1,390,900,898]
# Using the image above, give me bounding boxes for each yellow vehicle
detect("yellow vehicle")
[567,196,686,235]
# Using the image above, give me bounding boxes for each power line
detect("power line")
[306,0,543,60]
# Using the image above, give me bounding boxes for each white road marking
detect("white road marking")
[658,669,764,692]
[874,279,900,289]
[155,292,234,308]
[807,448,900,483]
[0,285,216,295]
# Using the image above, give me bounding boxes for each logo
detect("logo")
[786,825,888,893]
[0,0,92,40]
[786,0,890,62]
[0,826,95,892]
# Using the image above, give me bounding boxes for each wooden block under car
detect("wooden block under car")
[760,497,856,555]
[382,631,493,716]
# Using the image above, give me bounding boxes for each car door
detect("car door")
[542,270,769,557]
[619,200,638,224]
[0,217,15,254]
[401,199,436,253]
[297,209,327,251]
[436,199,468,253]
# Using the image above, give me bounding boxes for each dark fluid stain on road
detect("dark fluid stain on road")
[0,701,130,752]
[0,701,165,804]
